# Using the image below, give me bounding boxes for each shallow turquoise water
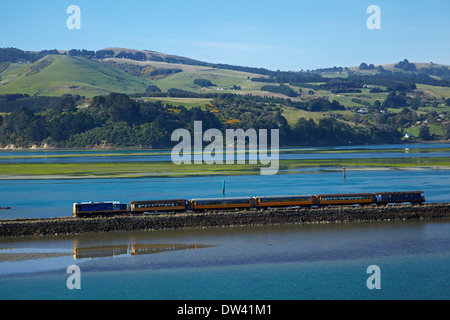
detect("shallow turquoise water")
[0,221,448,300]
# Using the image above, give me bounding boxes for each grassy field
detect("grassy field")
[153,68,261,93]
[403,124,444,137]
[416,84,450,99]
[0,156,449,179]
[281,106,328,125]
[0,161,263,178]
[0,55,153,97]
[141,97,213,109]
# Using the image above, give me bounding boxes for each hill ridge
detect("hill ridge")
[1,46,449,98]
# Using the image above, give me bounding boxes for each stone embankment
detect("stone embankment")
[1,203,449,238]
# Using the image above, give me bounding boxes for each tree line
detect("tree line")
[0,93,408,149]
[0,48,59,63]
[260,84,299,97]
[0,94,83,113]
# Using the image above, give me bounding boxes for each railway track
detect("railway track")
[0,203,449,238]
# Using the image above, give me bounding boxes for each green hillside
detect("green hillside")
[0,48,449,146]
[3,48,447,105]
[153,67,262,92]
[101,57,264,94]
[0,55,153,97]
[0,53,263,98]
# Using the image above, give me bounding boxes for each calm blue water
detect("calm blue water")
[0,169,449,219]
[0,221,448,299]
[0,143,449,300]
[0,143,449,163]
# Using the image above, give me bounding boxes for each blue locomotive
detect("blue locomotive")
[73,201,128,217]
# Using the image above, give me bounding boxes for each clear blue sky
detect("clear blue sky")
[1,0,449,70]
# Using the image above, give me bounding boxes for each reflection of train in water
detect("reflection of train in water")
[73,191,425,217]
[73,242,208,259]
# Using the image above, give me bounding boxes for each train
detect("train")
[72,191,425,217]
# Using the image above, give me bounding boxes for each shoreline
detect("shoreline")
[1,140,449,151]
[0,203,449,238]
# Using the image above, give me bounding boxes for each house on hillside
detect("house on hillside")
[358,108,368,114]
